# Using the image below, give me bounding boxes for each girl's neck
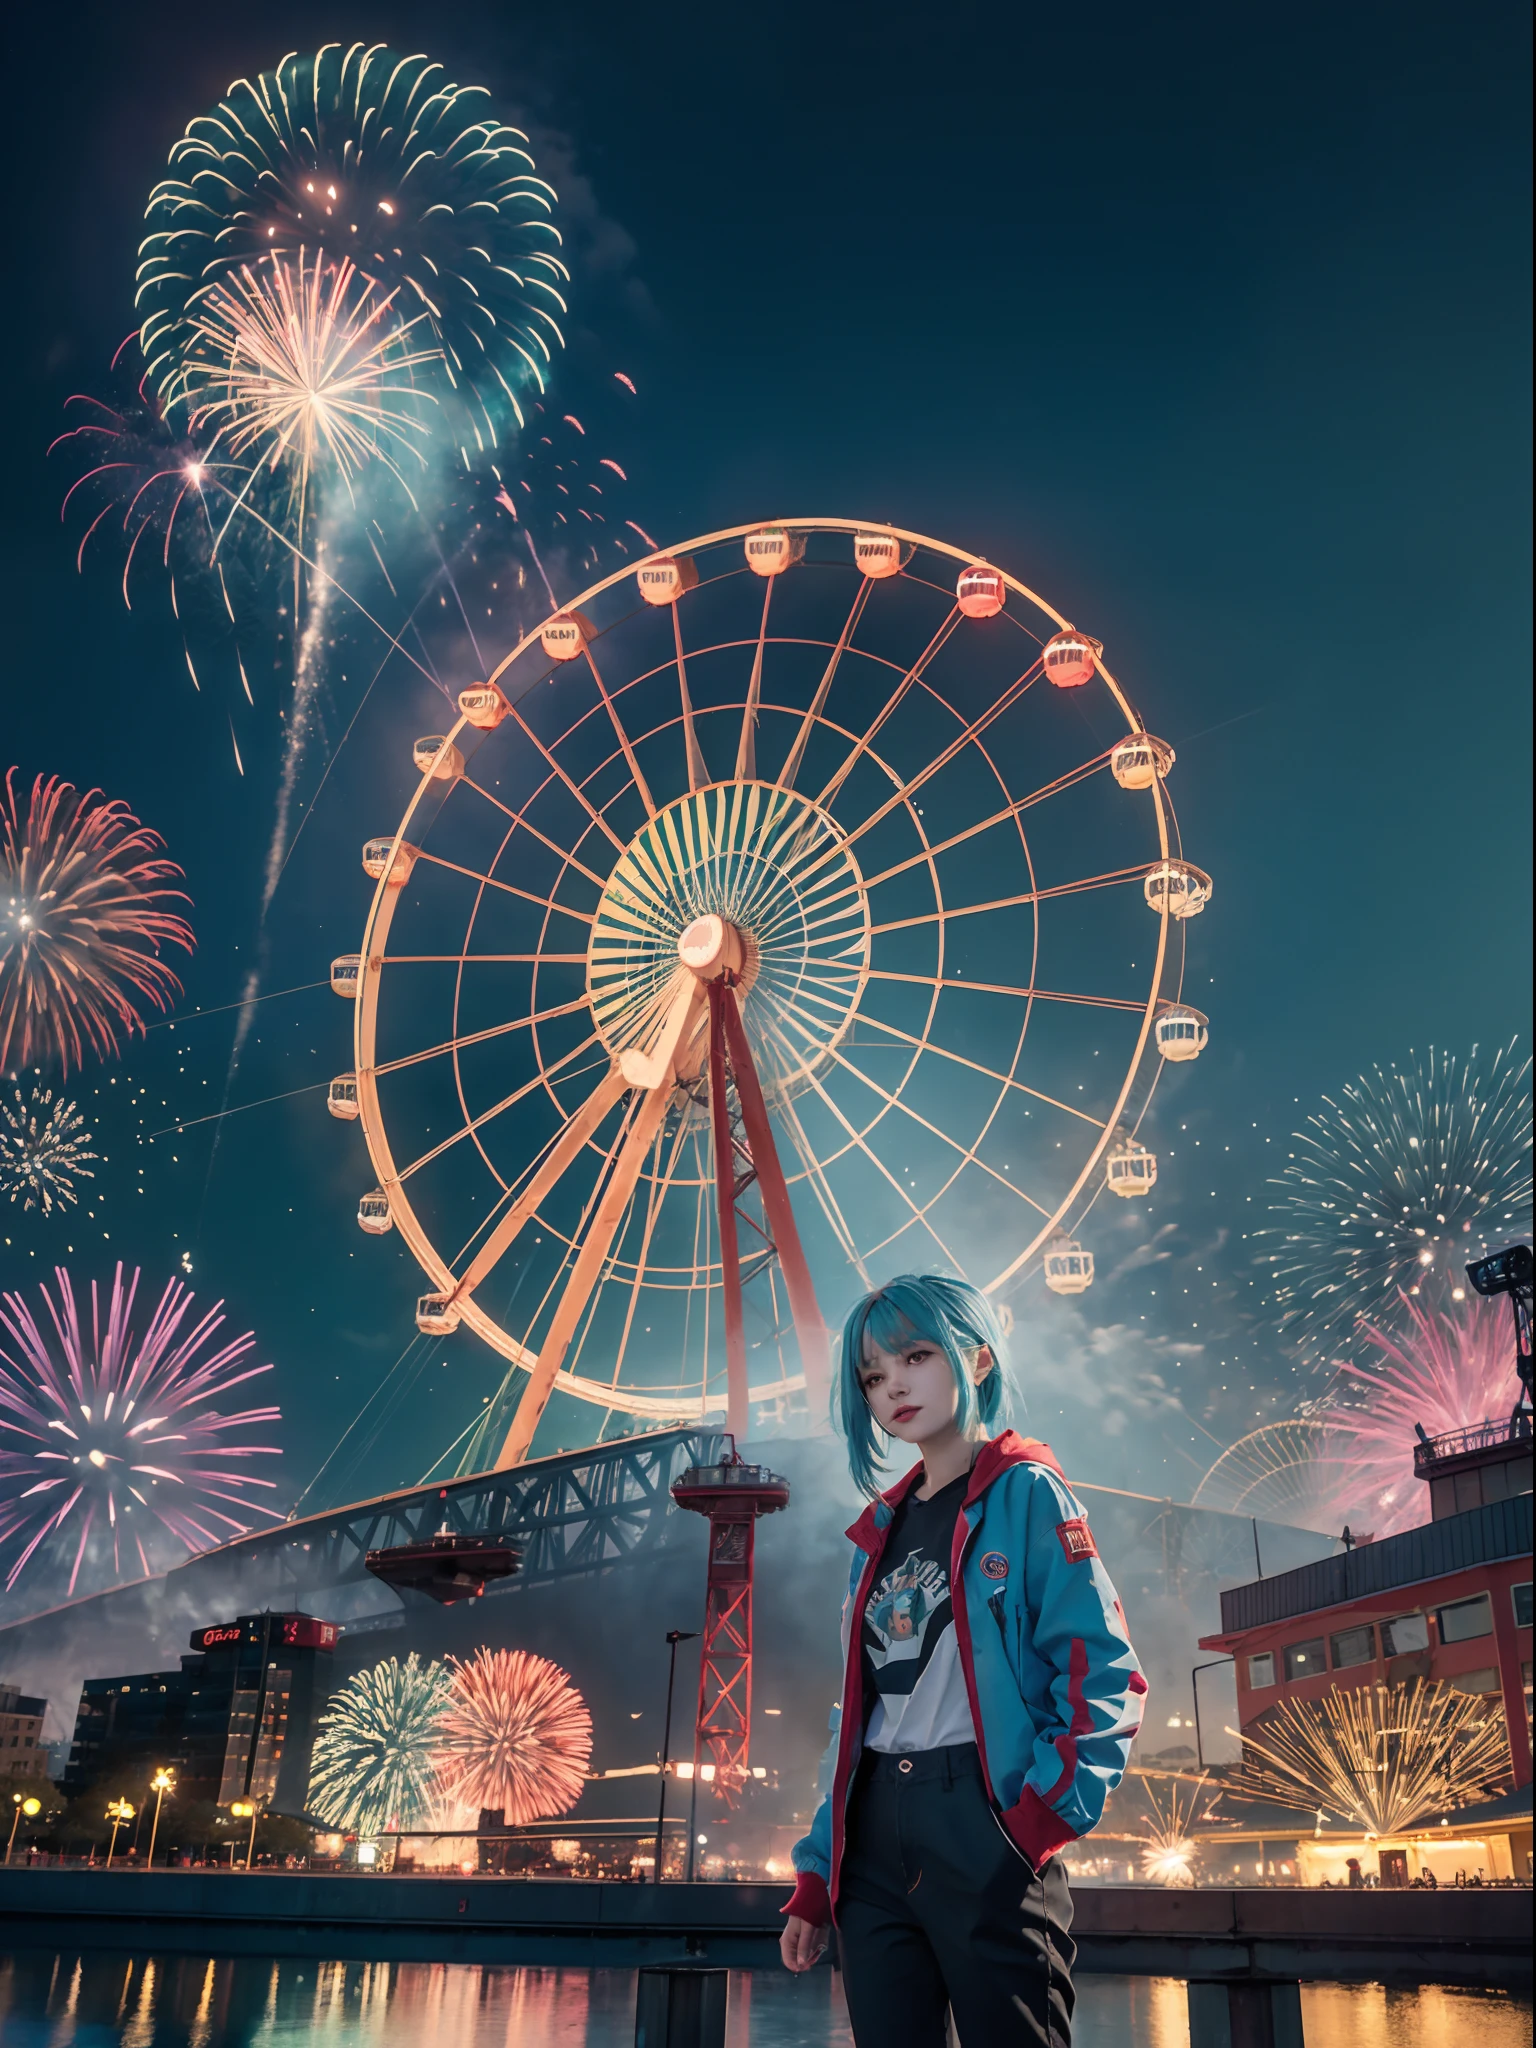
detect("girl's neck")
[915,1428,983,1499]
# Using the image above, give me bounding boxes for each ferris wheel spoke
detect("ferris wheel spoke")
[757,1018,966,1270]
[835,654,1046,854]
[845,1005,1108,1131]
[382,952,589,965]
[375,1001,594,1079]
[462,777,610,890]
[863,966,1146,1016]
[393,1033,608,1183]
[446,1062,629,1306]
[734,578,776,783]
[412,852,597,925]
[584,642,657,819]
[868,864,1152,937]
[604,1114,694,1390]
[860,752,1112,893]
[672,602,709,792]
[820,1044,1051,1216]
[812,606,962,813]
[779,578,873,792]
[495,1077,676,1469]
[770,1084,873,1285]
[505,700,629,855]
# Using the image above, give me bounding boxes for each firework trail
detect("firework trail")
[138,45,567,467]
[307,1652,454,1834]
[0,1086,97,1215]
[1,771,194,1076]
[435,1648,593,1824]
[0,1264,282,1598]
[1258,1043,1532,1355]
[1228,1679,1509,1837]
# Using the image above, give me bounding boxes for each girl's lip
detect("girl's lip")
[892,1405,919,1423]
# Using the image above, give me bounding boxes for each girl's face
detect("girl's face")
[857,1332,991,1451]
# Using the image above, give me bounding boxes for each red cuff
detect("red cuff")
[782,1870,832,1927]
[1001,1787,1081,1869]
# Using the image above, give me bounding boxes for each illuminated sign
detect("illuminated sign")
[190,1614,338,1653]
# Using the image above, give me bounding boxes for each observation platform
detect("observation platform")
[0,1869,1528,1986]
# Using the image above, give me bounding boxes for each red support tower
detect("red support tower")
[671,1446,790,1814]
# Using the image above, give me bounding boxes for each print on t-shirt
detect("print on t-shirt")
[864,1549,952,1695]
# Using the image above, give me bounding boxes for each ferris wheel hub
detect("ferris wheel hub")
[587,782,869,1103]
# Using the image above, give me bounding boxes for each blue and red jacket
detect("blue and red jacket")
[785,1431,1146,1926]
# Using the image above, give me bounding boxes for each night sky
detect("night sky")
[1,0,1529,1553]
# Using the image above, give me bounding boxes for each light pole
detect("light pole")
[147,1770,175,1867]
[653,1629,700,1883]
[105,1799,135,1867]
[6,1794,42,1864]
[1191,1658,1234,1771]
[230,1800,261,1870]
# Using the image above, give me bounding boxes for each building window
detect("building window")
[1437,1594,1494,1644]
[1513,1583,1532,1630]
[1248,1652,1275,1689]
[1448,1669,1499,1695]
[1283,1638,1326,1681]
[1380,1612,1429,1657]
[1330,1625,1375,1670]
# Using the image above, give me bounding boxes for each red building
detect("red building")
[1200,1421,1533,1789]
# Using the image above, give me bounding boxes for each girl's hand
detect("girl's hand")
[779,1914,830,1972]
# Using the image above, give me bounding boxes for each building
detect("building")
[0,1682,47,1784]
[66,1611,337,1815]
[1197,1420,1532,1883]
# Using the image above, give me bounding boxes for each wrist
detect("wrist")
[782,1869,832,1927]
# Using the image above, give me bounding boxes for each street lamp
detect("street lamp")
[6,1794,42,1865]
[105,1799,135,1867]
[147,1770,175,1867]
[230,1800,261,1870]
[653,1629,701,1884]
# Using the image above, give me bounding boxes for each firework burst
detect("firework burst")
[307,1653,454,1834]
[138,45,567,467]
[1229,1679,1509,1837]
[434,1647,592,1824]
[0,1086,97,1215]
[185,252,441,538]
[1135,1773,1207,1887]
[1,771,194,1076]
[0,1264,282,1599]
[1258,1043,1532,1355]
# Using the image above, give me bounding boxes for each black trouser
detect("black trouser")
[836,1742,1075,2047]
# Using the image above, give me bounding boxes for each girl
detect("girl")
[779,1274,1146,2046]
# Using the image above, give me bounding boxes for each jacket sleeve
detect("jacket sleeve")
[999,1465,1147,1869]
[783,1699,840,1923]
[785,1545,862,1925]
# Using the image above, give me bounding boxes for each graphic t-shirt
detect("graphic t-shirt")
[860,1470,976,1753]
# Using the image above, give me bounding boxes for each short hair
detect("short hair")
[832,1273,1013,1498]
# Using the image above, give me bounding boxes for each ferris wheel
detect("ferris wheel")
[328,519,1210,1470]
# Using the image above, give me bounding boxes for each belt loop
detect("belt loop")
[944,1745,955,1789]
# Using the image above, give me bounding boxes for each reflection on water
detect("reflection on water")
[0,1955,1528,2046]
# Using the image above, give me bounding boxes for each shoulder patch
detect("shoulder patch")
[979,1550,1009,1581]
[1055,1516,1097,1563]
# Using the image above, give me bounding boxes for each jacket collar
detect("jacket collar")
[844,1429,1064,1547]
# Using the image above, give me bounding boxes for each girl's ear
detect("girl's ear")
[968,1345,995,1384]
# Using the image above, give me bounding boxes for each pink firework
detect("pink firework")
[1326,1290,1523,1535]
[1,771,195,1075]
[0,1264,282,1598]
[434,1648,593,1825]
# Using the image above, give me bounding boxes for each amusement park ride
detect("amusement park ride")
[326,518,1211,1806]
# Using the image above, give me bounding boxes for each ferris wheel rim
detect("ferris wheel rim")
[350,517,1186,1427]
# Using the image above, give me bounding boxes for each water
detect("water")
[0,1956,1528,2046]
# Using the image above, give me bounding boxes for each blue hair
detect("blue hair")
[832,1273,1014,1498]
